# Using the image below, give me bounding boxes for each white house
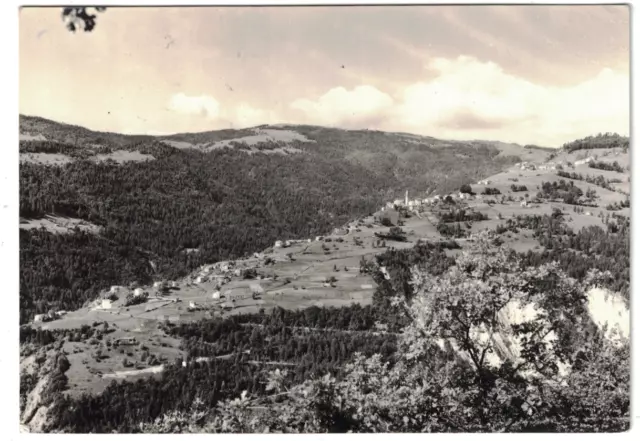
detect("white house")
[34,314,45,323]
[133,288,145,297]
[195,276,204,284]
[274,240,283,248]
[101,299,112,309]
[521,200,528,207]
[212,291,221,300]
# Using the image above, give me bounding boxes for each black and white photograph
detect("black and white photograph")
[12,1,632,434]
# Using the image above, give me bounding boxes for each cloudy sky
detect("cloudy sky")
[20,5,629,146]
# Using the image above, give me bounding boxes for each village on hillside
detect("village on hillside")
[24,141,630,400]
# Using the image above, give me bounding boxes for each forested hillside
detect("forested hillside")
[22,216,630,432]
[19,116,520,322]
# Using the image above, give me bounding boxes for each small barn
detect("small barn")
[250,284,264,296]
[374,209,399,226]
[115,337,137,346]
[34,314,46,323]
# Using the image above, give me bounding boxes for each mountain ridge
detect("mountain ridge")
[19,113,544,156]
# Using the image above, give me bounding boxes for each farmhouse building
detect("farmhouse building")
[34,314,46,323]
[374,209,399,226]
[115,337,137,345]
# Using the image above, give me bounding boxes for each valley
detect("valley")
[18,119,630,433]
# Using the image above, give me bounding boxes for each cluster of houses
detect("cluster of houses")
[190,261,242,286]
[515,162,538,171]
[383,189,484,215]
[274,238,313,248]
[574,156,595,166]
[33,310,67,323]
[97,285,154,310]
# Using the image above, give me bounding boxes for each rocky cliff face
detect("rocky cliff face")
[20,346,69,432]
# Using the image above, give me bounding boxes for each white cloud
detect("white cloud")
[290,85,394,127]
[164,58,628,146]
[284,56,628,146]
[390,56,629,146]
[168,93,220,119]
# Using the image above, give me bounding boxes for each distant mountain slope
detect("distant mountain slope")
[20,114,154,148]
[19,114,527,322]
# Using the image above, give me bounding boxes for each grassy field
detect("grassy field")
[19,216,102,235]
